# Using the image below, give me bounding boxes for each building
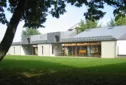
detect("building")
[61,26,126,58]
[7,25,126,58]
[7,28,77,56]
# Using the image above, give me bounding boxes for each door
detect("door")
[33,47,38,55]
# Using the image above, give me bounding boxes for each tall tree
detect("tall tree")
[0,0,126,61]
[76,20,98,33]
[22,28,41,36]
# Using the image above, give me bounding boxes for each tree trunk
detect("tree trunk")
[0,0,27,61]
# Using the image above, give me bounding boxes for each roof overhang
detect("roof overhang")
[61,36,116,43]
[31,40,47,44]
[12,42,22,46]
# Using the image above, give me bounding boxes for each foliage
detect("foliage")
[0,0,125,28]
[116,17,126,25]
[22,28,41,36]
[76,20,98,33]
[107,17,126,27]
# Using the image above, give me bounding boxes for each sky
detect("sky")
[0,3,114,42]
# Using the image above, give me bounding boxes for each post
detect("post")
[72,44,73,56]
[75,43,77,57]
[87,42,91,57]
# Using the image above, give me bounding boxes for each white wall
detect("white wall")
[20,46,25,55]
[116,40,126,57]
[8,46,21,55]
[38,44,63,56]
[7,45,33,56]
[52,44,63,56]
[38,44,52,56]
[101,41,116,58]
[21,45,32,55]
[7,46,13,55]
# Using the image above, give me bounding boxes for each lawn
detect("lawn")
[0,55,126,85]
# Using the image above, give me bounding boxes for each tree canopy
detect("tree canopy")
[76,20,99,33]
[0,0,126,28]
[107,17,126,27]
[116,17,126,25]
[0,0,126,61]
[22,28,41,36]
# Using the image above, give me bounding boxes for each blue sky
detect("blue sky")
[0,3,114,42]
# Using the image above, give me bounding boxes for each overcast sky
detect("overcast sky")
[0,3,114,42]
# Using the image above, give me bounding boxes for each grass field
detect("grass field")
[0,55,126,85]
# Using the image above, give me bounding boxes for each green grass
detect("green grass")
[0,55,126,85]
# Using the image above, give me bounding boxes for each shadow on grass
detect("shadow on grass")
[0,58,126,85]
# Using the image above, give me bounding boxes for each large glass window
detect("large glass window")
[63,42,101,57]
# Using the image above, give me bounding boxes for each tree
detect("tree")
[0,0,126,61]
[76,20,99,33]
[22,28,41,36]
[107,19,116,27]
[107,17,126,27]
[116,17,126,25]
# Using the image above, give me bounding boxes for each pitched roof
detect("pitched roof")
[61,25,126,42]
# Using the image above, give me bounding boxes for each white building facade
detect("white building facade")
[8,29,77,56]
[7,26,126,58]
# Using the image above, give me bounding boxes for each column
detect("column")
[87,43,91,56]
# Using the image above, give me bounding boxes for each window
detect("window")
[42,46,43,55]
[55,35,60,42]
[52,46,54,54]
[27,38,30,44]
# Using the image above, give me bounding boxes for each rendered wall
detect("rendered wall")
[52,44,63,56]
[7,46,13,55]
[101,41,116,58]
[116,40,126,57]
[21,45,32,55]
[38,44,52,56]
[8,46,21,55]
[7,45,32,56]
[38,44,63,56]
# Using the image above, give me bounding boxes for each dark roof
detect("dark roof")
[12,42,22,45]
[61,25,126,42]
[31,40,47,44]
[12,26,126,44]
[61,36,116,43]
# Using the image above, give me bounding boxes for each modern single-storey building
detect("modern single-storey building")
[7,28,77,56]
[7,25,126,58]
[61,25,126,58]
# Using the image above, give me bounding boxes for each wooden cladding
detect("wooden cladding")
[64,42,101,46]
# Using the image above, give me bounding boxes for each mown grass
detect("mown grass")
[0,55,126,85]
